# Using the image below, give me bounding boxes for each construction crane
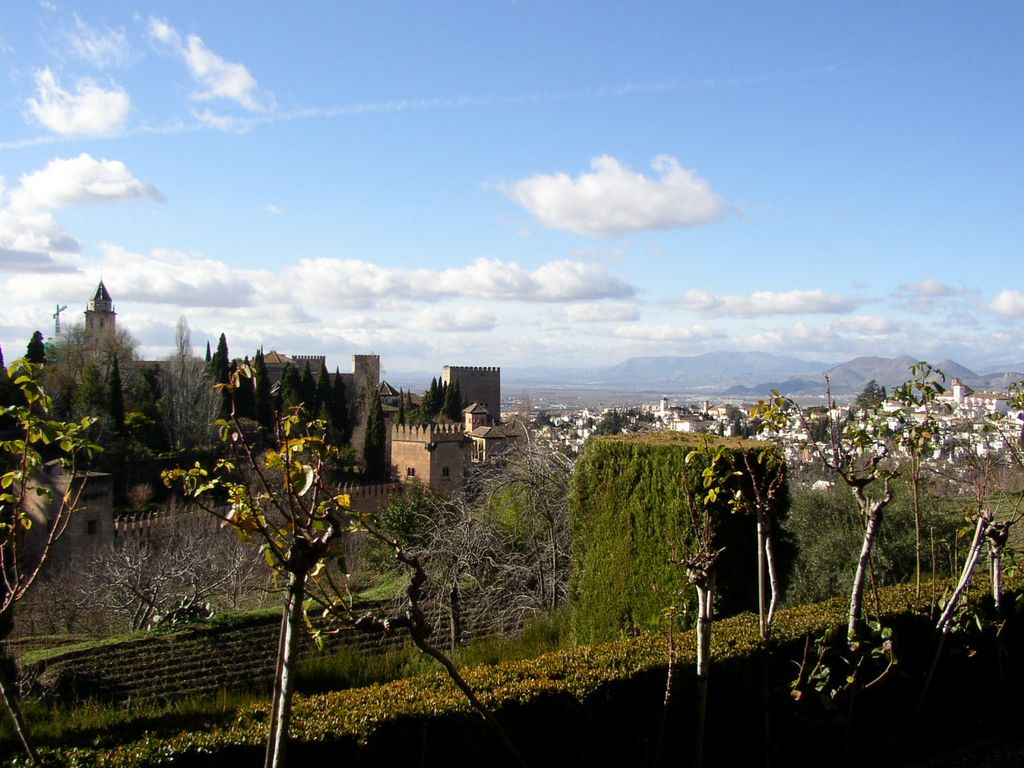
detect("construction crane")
[53,304,68,337]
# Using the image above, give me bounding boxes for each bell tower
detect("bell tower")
[84,280,116,342]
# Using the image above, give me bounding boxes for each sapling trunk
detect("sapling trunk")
[0,662,39,764]
[763,515,781,632]
[265,568,306,768]
[848,503,884,643]
[917,511,990,718]
[694,571,715,768]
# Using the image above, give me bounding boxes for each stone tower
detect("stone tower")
[442,365,501,422]
[84,280,116,342]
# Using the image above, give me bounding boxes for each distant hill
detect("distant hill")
[502,351,832,393]
[495,352,1024,398]
[728,356,1022,398]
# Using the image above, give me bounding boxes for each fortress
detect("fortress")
[71,282,509,496]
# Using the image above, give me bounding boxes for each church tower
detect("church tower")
[84,280,116,342]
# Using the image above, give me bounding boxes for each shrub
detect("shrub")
[569,433,790,643]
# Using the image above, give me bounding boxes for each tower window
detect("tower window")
[406,467,416,478]
[87,520,98,535]
[441,467,450,479]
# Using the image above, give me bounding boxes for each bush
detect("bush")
[569,433,790,643]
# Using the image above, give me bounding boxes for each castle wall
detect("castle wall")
[443,365,501,422]
[25,466,113,567]
[390,423,467,493]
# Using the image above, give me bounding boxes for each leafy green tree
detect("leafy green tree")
[855,379,886,412]
[1,361,100,760]
[299,362,316,411]
[331,369,351,444]
[279,363,302,411]
[313,362,332,417]
[24,331,46,365]
[233,356,255,420]
[363,387,387,482]
[75,362,106,417]
[397,388,407,426]
[107,355,126,434]
[443,378,462,422]
[211,334,231,416]
[253,349,274,431]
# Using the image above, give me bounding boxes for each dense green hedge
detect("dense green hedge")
[10,578,1022,767]
[569,433,790,643]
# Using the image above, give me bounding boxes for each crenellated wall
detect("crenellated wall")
[390,422,468,492]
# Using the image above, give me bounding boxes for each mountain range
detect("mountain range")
[497,353,1024,398]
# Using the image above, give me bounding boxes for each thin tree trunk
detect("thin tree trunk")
[935,512,989,634]
[764,517,781,632]
[264,568,306,768]
[848,505,883,643]
[695,572,714,768]
[0,661,39,764]
[917,512,989,719]
[756,509,766,638]
[912,462,923,599]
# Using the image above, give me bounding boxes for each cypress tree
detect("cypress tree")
[362,387,387,482]
[280,363,302,410]
[25,331,46,365]
[212,333,231,416]
[313,362,332,417]
[234,356,256,419]
[397,388,407,426]
[107,355,125,434]
[425,378,439,418]
[299,362,316,410]
[444,379,463,422]
[331,369,351,444]
[253,350,274,430]
[75,362,106,415]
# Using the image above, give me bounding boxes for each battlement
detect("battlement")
[391,423,466,443]
[337,482,399,500]
[443,365,500,374]
[442,365,501,421]
[291,354,326,364]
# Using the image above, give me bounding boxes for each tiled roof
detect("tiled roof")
[93,281,112,302]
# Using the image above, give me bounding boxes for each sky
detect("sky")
[1,1,1022,377]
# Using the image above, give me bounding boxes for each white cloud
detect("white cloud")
[991,289,1024,317]
[25,68,130,136]
[94,245,263,308]
[149,17,270,115]
[279,256,634,307]
[0,156,161,257]
[16,154,163,209]
[0,247,77,273]
[506,154,726,237]
[832,315,898,336]
[675,288,857,316]
[897,278,963,297]
[557,302,639,323]
[260,203,283,215]
[411,306,497,332]
[67,15,130,68]
[613,322,724,343]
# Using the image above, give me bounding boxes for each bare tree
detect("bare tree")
[81,518,272,632]
[160,317,218,451]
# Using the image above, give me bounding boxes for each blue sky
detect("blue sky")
[1,1,1022,375]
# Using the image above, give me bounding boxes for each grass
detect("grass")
[17,607,282,666]
[1,608,571,756]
